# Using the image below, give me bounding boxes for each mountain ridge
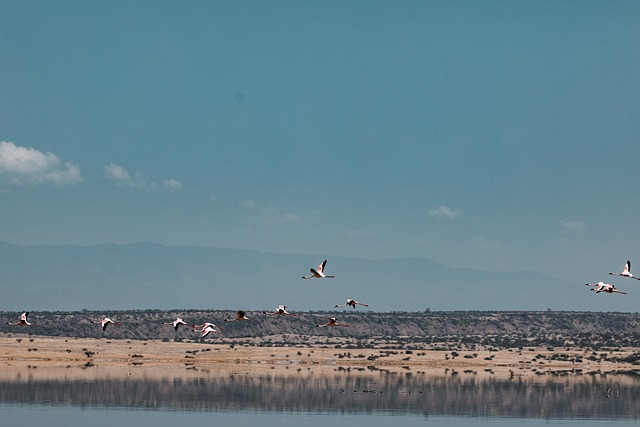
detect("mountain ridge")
[0,241,618,312]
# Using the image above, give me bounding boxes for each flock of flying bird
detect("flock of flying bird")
[585,260,640,295]
[4,259,369,338]
[7,259,634,336]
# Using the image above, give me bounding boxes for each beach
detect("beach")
[1,333,638,382]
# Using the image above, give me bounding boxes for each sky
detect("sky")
[1,1,639,284]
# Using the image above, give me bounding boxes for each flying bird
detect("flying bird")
[225,310,250,322]
[264,305,298,316]
[162,317,188,331]
[585,282,627,294]
[335,299,368,309]
[91,317,122,331]
[6,312,38,326]
[317,317,349,327]
[302,259,335,279]
[193,322,224,331]
[200,324,224,338]
[609,261,640,280]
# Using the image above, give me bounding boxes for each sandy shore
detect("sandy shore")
[1,333,639,382]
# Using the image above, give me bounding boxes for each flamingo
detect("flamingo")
[225,310,250,322]
[200,324,224,338]
[6,311,38,326]
[317,317,349,327]
[585,282,627,294]
[91,317,122,331]
[609,261,640,281]
[193,322,224,331]
[263,305,298,316]
[335,299,368,309]
[162,317,188,331]
[302,259,335,279]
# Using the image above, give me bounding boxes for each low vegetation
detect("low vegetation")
[1,310,640,352]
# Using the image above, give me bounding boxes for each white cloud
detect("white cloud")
[240,200,259,209]
[0,141,82,186]
[103,163,182,192]
[103,163,146,189]
[560,220,586,232]
[103,163,131,183]
[429,205,461,220]
[162,179,183,191]
[241,200,301,224]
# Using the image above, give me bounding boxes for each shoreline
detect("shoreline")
[1,334,639,382]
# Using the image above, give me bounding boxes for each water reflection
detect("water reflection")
[1,366,639,419]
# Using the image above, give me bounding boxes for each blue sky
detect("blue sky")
[1,1,639,283]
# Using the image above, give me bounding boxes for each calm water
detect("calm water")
[2,407,640,427]
[1,366,639,426]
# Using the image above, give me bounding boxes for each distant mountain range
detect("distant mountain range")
[0,241,629,312]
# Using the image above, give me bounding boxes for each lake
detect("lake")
[0,365,638,426]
